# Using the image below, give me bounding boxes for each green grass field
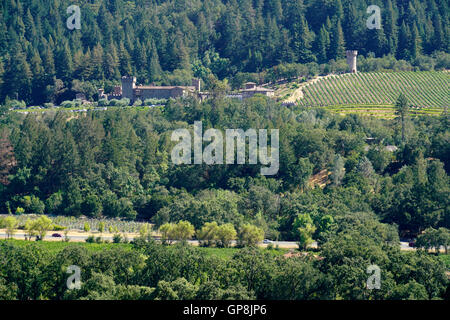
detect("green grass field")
[1,239,133,253]
[298,72,449,112]
[323,104,445,119]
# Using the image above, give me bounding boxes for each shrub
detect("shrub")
[113,234,122,243]
[6,99,26,109]
[52,224,66,231]
[60,101,76,108]
[85,235,95,243]
[98,99,109,107]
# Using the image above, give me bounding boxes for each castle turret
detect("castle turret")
[121,76,136,101]
[346,50,358,74]
[192,78,201,92]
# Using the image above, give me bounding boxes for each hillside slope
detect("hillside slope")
[296,71,449,108]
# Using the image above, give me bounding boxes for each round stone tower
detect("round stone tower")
[346,50,358,73]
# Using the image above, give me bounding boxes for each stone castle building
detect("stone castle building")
[99,77,201,103]
[98,76,275,103]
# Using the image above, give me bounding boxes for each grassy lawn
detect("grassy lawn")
[0,239,133,254]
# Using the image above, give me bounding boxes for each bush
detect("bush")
[5,99,26,109]
[98,99,109,107]
[109,98,130,107]
[60,100,76,108]
[52,224,66,231]
[143,98,167,106]
[113,234,122,243]
[85,235,95,243]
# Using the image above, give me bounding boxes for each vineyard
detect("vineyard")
[297,72,449,112]
[0,214,148,233]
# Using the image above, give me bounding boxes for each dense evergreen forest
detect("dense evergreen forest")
[0,0,449,105]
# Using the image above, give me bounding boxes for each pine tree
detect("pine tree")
[91,44,104,80]
[104,44,120,80]
[292,15,314,63]
[118,42,132,76]
[56,42,73,82]
[329,19,346,60]
[29,49,46,105]
[42,43,56,79]
[366,25,388,57]
[3,44,32,102]
[397,22,411,60]
[343,3,361,50]
[24,8,36,41]
[410,23,422,59]
[278,29,295,63]
[333,0,344,21]
[431,13,445,51]
[148,40,162,82]
[316,25,330,63]
[133,40,147,77]
[81,48,93,80]
[384,0,398,55]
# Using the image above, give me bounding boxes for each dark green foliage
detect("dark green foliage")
[0,0,448,105]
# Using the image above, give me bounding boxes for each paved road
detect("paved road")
[0,232,418,251]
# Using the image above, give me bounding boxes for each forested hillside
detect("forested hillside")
[0,0,448,105]
[0,97,449,239]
